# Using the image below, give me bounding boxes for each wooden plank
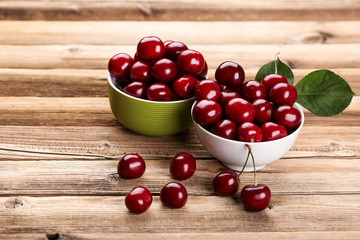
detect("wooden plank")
[0,0,359,21]
[2,21,360,45]
[1,44,360,70]
[1,195,360,234]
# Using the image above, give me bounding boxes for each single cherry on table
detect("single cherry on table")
[117,153,146,179]
[241,184,271,212]
[212,169,239,196]
[160,182,188,208]
[170,152,196,180]
[125,186,153,214]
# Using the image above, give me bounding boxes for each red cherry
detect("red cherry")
[211,119,237,140]
[261,74,288,91]
[130,60,151,84]
[194,79,221,101]
[108,53,134,79]
[117,154,146,179]
[240,80,267,102]
[146,82,174,101]
[151,58,177,83]
[196,61,208,80]
[177,49,205,75]
[273,105,301,132]
[123,81,147,99]
[240,184,271,211]
[218,91,241,108]
[221,84,240,92]
[225,98,255,124]
[116,78,131,89]
[125,186,152,214]
[170,152,196,180]
[215,61,245,88]
[172,75,198,99]
[252,99,273,124]
[164,41,188,62]
[163,40,174,48]
[134,52,141,61]
[192,99,222,125]
[212,169,239,196]
[237,122,263,142]
[137,36,165,60]
[261,122,288,141]
[269,83,297,106]
[160,182,188,208]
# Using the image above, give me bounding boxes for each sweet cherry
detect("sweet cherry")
[163,40,174,48]
[125,186,153,214]
[130,60,151,83]
[137,36,165,60]
[169,152,196,180]
[196,61,208,80]
[215,61,245,88]
[117,154,146,179]
[261,73,288,91]
[195,79,221,101]
[212,169,239,196]
[211,119,237,140]
[192,99,222,125]
[225,98,255,124]
[146,82,174,101]
[172,75,198,99]
[237,122,263,142]
[177,49,205,75]
[151,58,177,83]
[252,99,273,124]
[108,53,134,79]
[240,80,267,102]
[273,105,301,132]
[160,182,188,208]
[123,81,147,99]
[269,83,297,106]
[241,184,271,212]
[261,122,288,141]
[164,41,188,61]
[218,91,240,108]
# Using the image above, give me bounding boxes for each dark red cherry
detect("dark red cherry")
[194,79,221,101]
[269,83,297,106]
[215,61,245,88]
[130,60,151,83]
[125,186,152,214]
[170,152,196,180]
[241,184,271,212]
[108,53,134,79]
[225,98,255,124]
[116,78,131,89]
[196,61,208,80]
[172,75,198,99]
[163,40,174,48]
[240,80,267,102]
[252,99,274,124]
[177,49,205,75]
[212,169,239,196]
[164,41,188,61]
[137,36,165,60]
[261,74,288,92]
[218,91,241,108]
[273,105,301,132]
[151,58,177,83]
[211,119,237,140]
[123,81,147,99]
[261,122,288,141]
[192,99,222,125]
[237,122,263,142]
[146,82,174,101]
[117,154,146,179]
[160,182,188,208]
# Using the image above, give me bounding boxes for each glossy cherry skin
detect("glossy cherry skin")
[125,186,153,214]
[170,152,196,180]
[273,105,301,132]
[215,61,245,88]
[163,40,174,48]
[137,36,165,60]
[192,99,222,125]
[146,82,174,101]
[261,122,288,141]
[123,81,147,99]
[237,122,263,142]
[252,99,274,124]
[108,53,134,79]
[240,184,271,212]
[269,83,297,106]
[160,182,188,208]
[177,49,205,75]
[196,61,208,80]
[195,79,221,101]
[212,169,239,196]
[261,74,288,92]
[240,80,267,102]
[218,91,241,108]
[151,58,177,83]
[164,41,188,61]
[117,154,146,179]
[225,98,255,124]
[211,119,237,140]
[130,60,151,84]
[172,75,198,99]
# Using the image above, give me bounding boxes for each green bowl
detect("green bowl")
[107,74,195,137]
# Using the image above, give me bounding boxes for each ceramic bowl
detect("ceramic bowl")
[191,102,304,172]
[108,74,195,137]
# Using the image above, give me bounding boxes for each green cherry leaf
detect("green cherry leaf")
[295,69,354,117]
[255,57,294,85]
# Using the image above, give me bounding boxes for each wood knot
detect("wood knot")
[138,3,153,16]
[298,31,332,44]
[3,198,24,209]
[105,173,120,183]
[46,233,80,240]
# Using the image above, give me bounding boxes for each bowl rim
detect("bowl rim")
[191,100,305,145]
[107,72,195,104]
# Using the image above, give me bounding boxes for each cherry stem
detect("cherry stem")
[274,52,280,75]
[248,145,257,187]
[237,150,251,180]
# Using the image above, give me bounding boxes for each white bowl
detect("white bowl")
[191,102,305,172]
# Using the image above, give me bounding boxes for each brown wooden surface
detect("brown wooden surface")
[1,1,360,239]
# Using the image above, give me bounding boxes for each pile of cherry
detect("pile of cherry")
[108,36,207,101]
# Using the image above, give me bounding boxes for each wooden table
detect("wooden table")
[1,1,360,239]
